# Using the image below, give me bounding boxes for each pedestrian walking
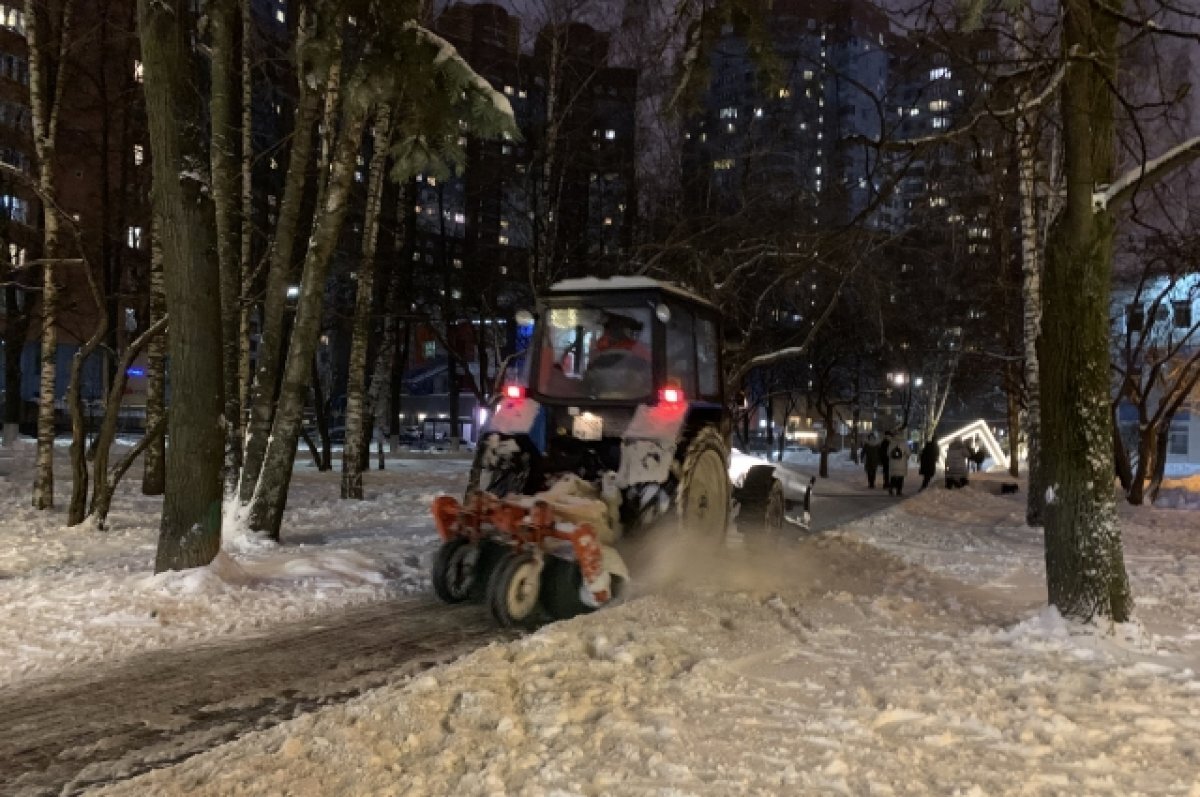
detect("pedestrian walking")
[919,438,940,490]
[945,438,969,488]
[878,434,891,485]
[886,430,909,496]
[863,432,881,488]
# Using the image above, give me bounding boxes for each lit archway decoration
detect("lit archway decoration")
[937,419,1008,472]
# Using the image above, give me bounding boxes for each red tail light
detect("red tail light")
[504,384,525,400]
[659,387,683,404]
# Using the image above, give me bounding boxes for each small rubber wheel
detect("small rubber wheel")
[540,556,594,621]
[738,466,786,547]
[487,552,543,629]
[432,538,480,603]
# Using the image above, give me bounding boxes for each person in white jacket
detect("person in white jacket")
[886,430,910,496]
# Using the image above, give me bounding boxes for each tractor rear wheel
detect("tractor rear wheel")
[487,551,543,629]
[737,465,785,547]
[677,426,731,543]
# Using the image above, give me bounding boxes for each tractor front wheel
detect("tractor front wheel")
[487,552,543,628]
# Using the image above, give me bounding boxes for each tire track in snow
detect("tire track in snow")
[0,596,502,796]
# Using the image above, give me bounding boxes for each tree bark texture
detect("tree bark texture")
[142,219,167,495]
[343,106,393,499]
[138,0,224,572]
[246,98,370,539]
[66,254,108,526]
[1039,0,1131,623]
[26,0,75,510]
[1017,73,1046,525]
[209,0,244,497]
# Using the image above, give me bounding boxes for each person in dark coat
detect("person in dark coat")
[863,432,881,488]
[919,438,940,490]
[878,434,891,485]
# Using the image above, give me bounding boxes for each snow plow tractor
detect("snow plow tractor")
[430,277,812,628]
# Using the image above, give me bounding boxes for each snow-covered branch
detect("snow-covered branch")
[406,22,516,125]
[1095,135,1200,211]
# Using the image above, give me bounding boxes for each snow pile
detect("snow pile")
[0,448,467,683]
[99,480,1200,797]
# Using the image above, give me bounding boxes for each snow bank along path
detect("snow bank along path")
[100,483,1200,797]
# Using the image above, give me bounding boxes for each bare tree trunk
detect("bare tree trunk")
[142,218,167,495]
[3,249,31,444]
[239,34,326,505]
[1040,0,1131,623]
[1006,363,1021,478]
[1113,405,1134,495]
[246,98,370,539]
[1146,424,1170,504]
[236,0,254,429]
[210,0,244,498]
[66,258,108,526]
[139,0,224,572]
[1015,10,1045,526]
[93,417,166,527]
[27,0,76,510]
[89,316,167,524]
[311,355,331,472]
[342,106,392,499]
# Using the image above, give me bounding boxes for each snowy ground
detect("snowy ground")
[0,440,466,683]
[4,440,1200,795]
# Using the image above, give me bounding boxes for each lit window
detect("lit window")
[754,107,763,118]
[133,60,144,83]
[778,87,791,99]
[932,117,949,129]
[275,8,284,22]
[929,99,949,111]
[803,70,814,80]
[720,107,737,119]
[604,129,616,140]
[503,85,514,96]
[133,144,144,165]
[423,341,436,358]
[518,89,527,99]
[908,107,920,117]
[454,212,465,224]
[712,158,735,170]
[427,176,437,187]
[603,217,613,226]
[726,122,735,133]
[127,226,144,249]
[498,235,509,245]
[929,67,951,80]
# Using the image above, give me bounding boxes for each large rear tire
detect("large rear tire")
[487,552,543,629]
[677,426,731,543]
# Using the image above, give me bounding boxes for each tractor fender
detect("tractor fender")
[486,395,547,452]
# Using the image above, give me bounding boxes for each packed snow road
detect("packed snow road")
[0,597,503,796]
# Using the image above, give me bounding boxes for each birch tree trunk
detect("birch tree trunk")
[142,218,167,495]
[209,0,244,497]
[138,0,225,572]
[1039,0,1131,622]
[1015,9,1046,526]
[237,0,254,428]
[239,39,326,505]
[26,0,75,510]
[343,106,393,499]
[246,99,370,539]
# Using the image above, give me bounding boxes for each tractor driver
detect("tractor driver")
[592,313,650,361]
[582,312,652,397]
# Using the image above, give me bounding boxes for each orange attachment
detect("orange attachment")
[429,493,612,606]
